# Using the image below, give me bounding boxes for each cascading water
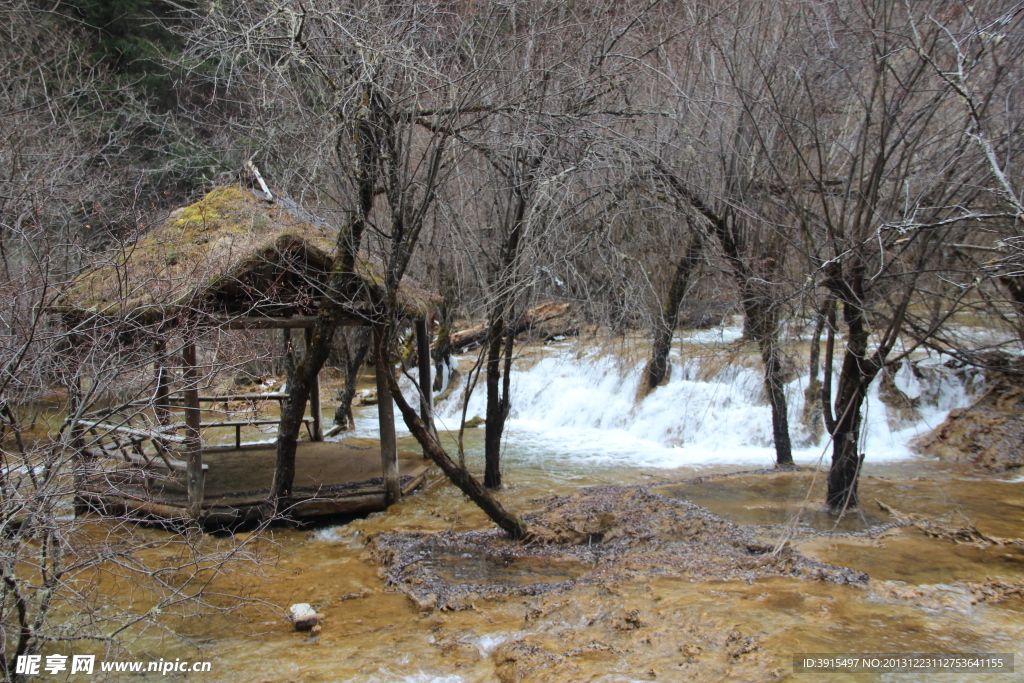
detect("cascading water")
[347,326,982,474]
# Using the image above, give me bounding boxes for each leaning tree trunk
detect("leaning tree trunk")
[271,197,370,507]
[270,323,336,505]
[638,231,702,400]
[695,186,793,468]
[270,87,377,510]
[380,341,529,540]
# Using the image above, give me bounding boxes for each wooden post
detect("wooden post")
[305,328,323,441]
[68,332,87,516]
[182,340,204,521]
[67,354,85,451]
[374,324,401,505]
[153,337,171,426]
[415,317,434,450]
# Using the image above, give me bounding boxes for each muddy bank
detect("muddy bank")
[917,383,1024,470]
[914,357,1024,471]
[355,473,1023,682]
[368,485,865,612]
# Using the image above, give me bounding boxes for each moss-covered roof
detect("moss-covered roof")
[54,186,435,325]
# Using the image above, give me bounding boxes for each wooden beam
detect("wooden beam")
[415,317,434,449]
[77,420,185,445]
[219,316,318,329]
[182,340,204,521]
[374,324,401,505]
[244,159,273,200]
[305,328,323,441]
[166,392,288,403]
[213,315,367,330]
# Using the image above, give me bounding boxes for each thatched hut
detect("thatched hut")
[51,185,435,525]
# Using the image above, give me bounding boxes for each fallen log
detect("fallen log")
[449,302,578,352]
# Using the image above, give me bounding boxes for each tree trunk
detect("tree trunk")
[305,328,323,441]
[826,354,871,513]
[481,181,529,489]
[741,286,793,467]
[415,318,434,442]
[380,345,529,540]
[483,316,505,489]
[639,231,701,399]
[799,301,826,445]
[660,169,794,467]
[821,298,837,434]
[374,323,401,504]
[333,328,371,429]
[270,89,375,509]
[826,279,878,513]
[270,324,336,506]
[758,333,794,467]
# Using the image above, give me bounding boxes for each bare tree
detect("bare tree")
[908,2,1024,342]
[706,0,1005,511]
[638,3,804,467]
[0,6,281,676]
[187,0,537,532]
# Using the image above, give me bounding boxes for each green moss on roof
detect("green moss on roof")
[55,185,435,324]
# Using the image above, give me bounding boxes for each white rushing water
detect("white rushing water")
[343,327,981,473]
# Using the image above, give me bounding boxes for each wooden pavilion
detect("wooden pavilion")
[50,185,436,524]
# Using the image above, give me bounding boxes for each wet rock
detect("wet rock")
[289,603,324,631]
[493,641,558,683]
[679,643,703,661]
[356,389,378,406]
[725,630,761,658]
[878,371,920,428]
[613,609,646,631]
[915,382,1024,470]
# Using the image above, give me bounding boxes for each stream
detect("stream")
[91,330,1024,681]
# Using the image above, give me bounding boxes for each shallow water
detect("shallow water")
[151,459,1023,683]
[60,334,1024,680]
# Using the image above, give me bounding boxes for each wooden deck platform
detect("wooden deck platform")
[78,441,432,525]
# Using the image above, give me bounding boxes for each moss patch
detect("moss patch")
[54,185,437,323]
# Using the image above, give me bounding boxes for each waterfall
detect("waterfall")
[427,332,980,469]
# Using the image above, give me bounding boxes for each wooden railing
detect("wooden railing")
[75,417,205,495]
[166,393,316,448]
